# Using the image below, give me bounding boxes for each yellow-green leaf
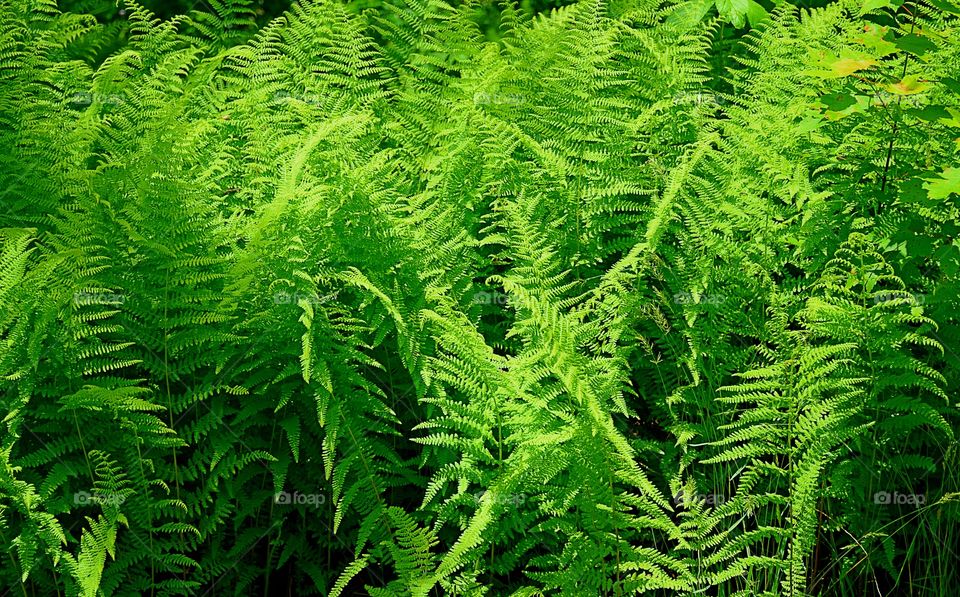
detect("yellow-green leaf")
[887,75,931,95]
[924,168,960,199]
[805,50,877,78]
[833,57,875,77]
[853,23,898,57]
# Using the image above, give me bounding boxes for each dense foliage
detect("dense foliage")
[2,0,959,595]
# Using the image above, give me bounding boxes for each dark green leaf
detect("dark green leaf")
[894,34,938,57]
[907,105,951,122]
[928,0,960,14]
[898,177,929,204]
[941,77,960,94]
[820,92,856,111]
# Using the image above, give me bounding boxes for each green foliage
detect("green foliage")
[1,0,959,595]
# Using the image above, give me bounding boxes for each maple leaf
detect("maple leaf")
[831,57,876,77]
[805,49,877,78]
[924,167,960,199]
[886,75,931,95]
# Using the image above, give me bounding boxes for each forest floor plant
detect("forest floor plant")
[1,0,959,595]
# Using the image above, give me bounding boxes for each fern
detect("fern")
[1,0,959,595]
